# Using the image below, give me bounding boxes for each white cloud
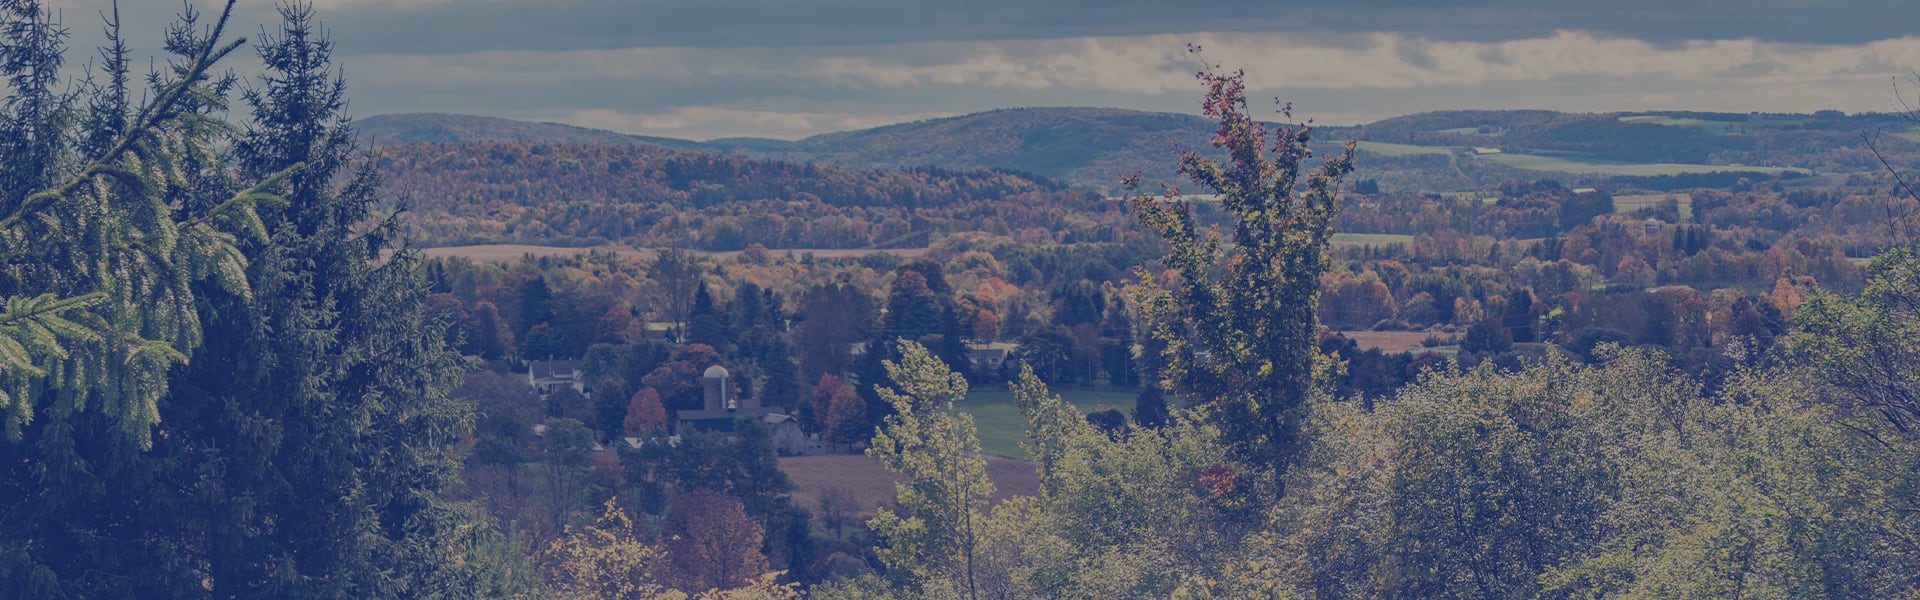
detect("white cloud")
[794,31,1920,93]
[333,31,1920,139]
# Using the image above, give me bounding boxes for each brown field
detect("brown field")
[1334,330,1449,353]
[780,454,1040,520]
[419,244,929,262]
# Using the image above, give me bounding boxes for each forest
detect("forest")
[4,2,1920,599]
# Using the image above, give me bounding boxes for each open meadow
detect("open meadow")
[1481,152,1809,177]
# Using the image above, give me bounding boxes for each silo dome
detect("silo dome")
[704,365,729,379]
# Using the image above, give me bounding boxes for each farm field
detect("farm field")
[1612,193,1694,219]
[419,244,929,262]
[1331,232,1416,246]
[1480,152,1808,177]
[1354,140,1453,156]
[1335,330,1450,353]
[780,454,1040,520]
[1617,115,1749,133]
[780,385,1134,523]
[962,387,1136,459]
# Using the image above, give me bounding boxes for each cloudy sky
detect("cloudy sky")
[45,0,1920,140]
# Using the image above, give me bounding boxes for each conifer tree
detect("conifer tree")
[2,3,517,597]
[170,4,494,595]
[0,0,269,449]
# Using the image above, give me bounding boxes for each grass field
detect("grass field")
[1612,193,1694,219]
[1354,140,1453,156]
[961,388,1136,459]
[1481,152,1808,177]
[1617,115,1739,131]
[1618,114,1808,133]
[780,454,1040,521]
[1331,232,1416,246]
[1334,330,1450,353]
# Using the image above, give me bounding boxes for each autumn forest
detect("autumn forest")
[4,2,1920,599]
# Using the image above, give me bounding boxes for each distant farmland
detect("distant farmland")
[780,454,1040,521]
[1331,233,1416,246]
[1335,330,1451,353]
[964,387,1135,459]
[1355,140,1453,156]
[1481,152,1809,177]
[1612,193,1693,219]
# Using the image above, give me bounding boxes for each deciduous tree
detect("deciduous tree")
[666,490,772,592]
[865,341,991,599]
[1125,55,1355,491]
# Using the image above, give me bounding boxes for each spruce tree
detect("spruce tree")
[166,5,489,595]
[2,4,519,597]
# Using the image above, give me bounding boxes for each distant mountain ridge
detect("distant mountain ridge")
[358,113,669,148]
[358,107,1920,193]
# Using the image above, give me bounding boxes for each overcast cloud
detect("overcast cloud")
[43,0,1920,140]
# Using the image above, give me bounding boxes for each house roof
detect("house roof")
[530,359,581,380]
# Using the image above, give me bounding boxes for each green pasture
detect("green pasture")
[1618,114,1808,133]
[1354,140,1453,156]
[1480,152,1808,177]
[1612,194,1694,219]
[959,388,1137,458]
[1618,115,1729,130]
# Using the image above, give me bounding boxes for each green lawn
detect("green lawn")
[1618,115,1728,129]
[1332,232,1416,245]
[1612,194,1695,219]
[1480,152,1808,177]
[1618,114,1802,134]
[1354,140,1453,156]
[959,388,1137,459]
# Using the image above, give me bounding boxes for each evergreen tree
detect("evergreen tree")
[5,3,524,597]
[162,5,498,595]
[0,3,292,596]
[686,280,730,352]
[793,280,874,383]
[1132,385,1170,429]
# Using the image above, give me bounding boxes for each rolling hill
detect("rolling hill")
[358,107,1920,194]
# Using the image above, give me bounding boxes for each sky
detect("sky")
[42,0,1920,141]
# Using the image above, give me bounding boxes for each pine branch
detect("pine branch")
[0,0,242,230]
[0,292,107,328]
[182,162,303,229]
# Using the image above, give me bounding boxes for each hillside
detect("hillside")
[356,113,712,151]
[361,107,1920,194]
[372,141,1111,249]
[767,107,1223,191]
